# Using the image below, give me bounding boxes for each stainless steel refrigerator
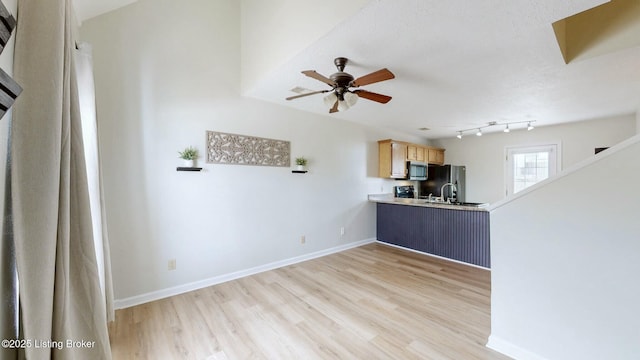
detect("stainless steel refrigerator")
[419,165,466,202]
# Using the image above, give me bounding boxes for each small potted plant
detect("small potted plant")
[178,146,198,167]
[295,156,307,171]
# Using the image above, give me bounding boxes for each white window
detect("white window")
[505,144,560,196]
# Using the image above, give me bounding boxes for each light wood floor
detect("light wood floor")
[109,243,511,359]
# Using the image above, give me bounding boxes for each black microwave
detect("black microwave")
[407,161,428,181]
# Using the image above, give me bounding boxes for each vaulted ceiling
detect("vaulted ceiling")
[76,0,640,139]
[73,0,138,23]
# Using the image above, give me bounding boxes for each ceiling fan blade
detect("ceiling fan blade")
[329,100,339,113]
[351,68,395,87]
[285,90,328,100]
[353,89,392,104]
[301,70,336,87]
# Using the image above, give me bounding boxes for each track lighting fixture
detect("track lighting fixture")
[455,120,536,139]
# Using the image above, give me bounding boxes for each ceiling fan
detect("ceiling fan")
[286,57,395,113]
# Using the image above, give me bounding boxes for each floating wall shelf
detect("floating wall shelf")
[177,167,202,172]
[291,170,307,174]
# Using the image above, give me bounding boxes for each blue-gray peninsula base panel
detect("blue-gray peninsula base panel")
[376,203,490,268]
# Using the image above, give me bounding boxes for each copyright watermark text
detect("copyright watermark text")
[2,339,95,349]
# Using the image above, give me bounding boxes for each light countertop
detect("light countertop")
[368,194,489,212]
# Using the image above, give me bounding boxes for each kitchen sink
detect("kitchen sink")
[449,202,488,207]
[412,197,488,207]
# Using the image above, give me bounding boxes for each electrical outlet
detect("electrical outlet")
[340,227,345,236]
[168,259,176,271]
[300,235,306,244]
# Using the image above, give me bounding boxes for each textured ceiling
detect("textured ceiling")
[77,0,640,140]
[247,0,640,139]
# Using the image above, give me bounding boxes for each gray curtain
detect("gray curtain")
[11,0,112,358]
[1,124,19,360]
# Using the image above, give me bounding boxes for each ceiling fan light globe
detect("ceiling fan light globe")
[344,92,359,107]
[323,92,337,107]
[337,100,350,112]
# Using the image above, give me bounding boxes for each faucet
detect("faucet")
[440,182,457,203]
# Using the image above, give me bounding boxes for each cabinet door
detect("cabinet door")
[407,145,427,162]
[390,142,407,178]
[407,145,417,161]
[378,141,408,178]
[428,149,445,165]
[416,147,426,162]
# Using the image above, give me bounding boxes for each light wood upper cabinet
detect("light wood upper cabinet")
[378,140,408,178]
[407,145,426,162]
[379,139,445,178]
[428,148,445,165]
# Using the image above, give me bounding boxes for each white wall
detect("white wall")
[432,114,635,204]
[488,135,640,360]
[240,0,369,93]
[81,0,418,304]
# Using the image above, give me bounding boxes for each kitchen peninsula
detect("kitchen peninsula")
[370,195,490,268]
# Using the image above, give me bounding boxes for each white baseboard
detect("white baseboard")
[486,335,548,360]
[375,240,490,270]
[114,238,376,309]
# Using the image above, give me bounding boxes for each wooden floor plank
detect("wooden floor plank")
[109,243,511,359]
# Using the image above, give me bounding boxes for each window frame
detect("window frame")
[504,142,561,197]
